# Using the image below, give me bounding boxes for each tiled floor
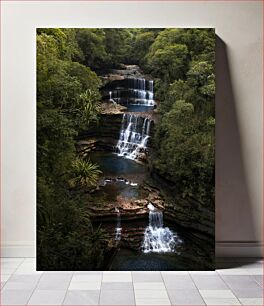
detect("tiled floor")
[0,258,263,305]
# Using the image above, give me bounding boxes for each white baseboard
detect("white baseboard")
[1,242,36,258]
[1,241,263,258]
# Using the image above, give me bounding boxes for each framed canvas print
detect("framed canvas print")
[37,28,215,271]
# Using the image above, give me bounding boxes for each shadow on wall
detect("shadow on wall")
[215,36,259,265]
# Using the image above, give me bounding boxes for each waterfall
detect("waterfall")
[109,91,117,104]
[109,78,154,106]
[116,113,151,160]
[131,78,154,106]
[115,207,122,240]
[142,203,177,253]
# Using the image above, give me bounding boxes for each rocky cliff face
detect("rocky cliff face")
[148,172,214,237]
[76,113,123,156]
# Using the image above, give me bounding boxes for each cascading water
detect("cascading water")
[116,114,152,161]
[142,203,179,253]
[110,78,155,106]
[115,207,122,240]
[109,91,116,104]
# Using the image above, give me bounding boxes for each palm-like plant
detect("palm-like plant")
[71,158,102,188]
[78,89,100,125]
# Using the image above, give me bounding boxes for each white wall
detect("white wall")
[1,1,262,257]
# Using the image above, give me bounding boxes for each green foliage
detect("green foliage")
[37,28,81,61]
[37,187,108,270]
[147,44,189,82]
[147,28,215,206]
[75,29,108,68]
[153,100,215,205]
[104,28,134,66]
[71,158,102,188]
[187,61,215,98]
[37,28,105,270]
[130,31,156,66]
[75,28,135,69]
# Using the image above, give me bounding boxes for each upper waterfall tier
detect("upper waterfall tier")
[105,78,155,108]
[107,78,154,91]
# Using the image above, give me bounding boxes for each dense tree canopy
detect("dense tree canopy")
[37,28,104,270]
[146,29,215,206]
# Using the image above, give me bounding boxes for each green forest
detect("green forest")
[37,28,215,270]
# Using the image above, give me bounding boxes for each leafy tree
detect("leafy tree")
[130,31,155,66]
[146,44,189,82]
[75,28,108,69]
[152,100,214,205]
[37,28,106,270]
[104,28,134,66]
[148,28,215,208]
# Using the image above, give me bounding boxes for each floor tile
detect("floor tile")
[161,271,189,275]
[252,275,264,287]
[190,271,218,275]
[74,271,102,275]
[99,289,135,305]
[2,267,18,274]
[163,274,196,289]
[15,263,42,275]
[63,290,100,305]
[2,262,21,269]
[135,289,169,299]
[0,257,263,306]
[8,274,41,283]
[136,298,171,305]
[217,268,249,275]
[23,258,36,263]
[199,289,237,298]
[132,272,162,282]
[239,298,264,305]
[3,281,37,290]
[28,289,66,305]
[103,272,132,282]
[43,271,73,275]
[203,298,241,305]
[231,287,263,298]
[1,288,33,305]
[101,281,133,290]
[221,275,261,289]
[71,274,101,282]
[103,271,131,274]
[245,268,263,275]
[134,282,166,290]
[69,281,101,290]
[191,275,228,290]
[167,289,205,305]
[37,273,72,290]
[1,275,11,282]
